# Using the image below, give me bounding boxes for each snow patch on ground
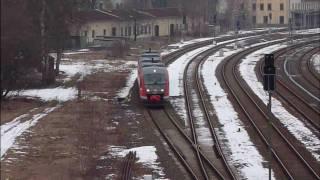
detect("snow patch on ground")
[168,45,215,97]
[10,87,77,102]
[108,146,165,178]
[240,44,320,161]
[278,28,320,35]
[168,44,215,125]
[311,53,320,73]
[116,61,138,99]
[201,48,274,179]
[8,60,137,101]
[191,90,213,146]
[167,35,264,124]
[63,49,90,55]
[1,106,60,159]
[161,28,274,56]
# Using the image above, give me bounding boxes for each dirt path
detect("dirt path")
[1,49,185,179]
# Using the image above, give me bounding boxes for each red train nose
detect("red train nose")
[150,95,161,102]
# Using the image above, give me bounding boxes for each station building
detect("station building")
[70,8,184,47]
[247,0,320,27]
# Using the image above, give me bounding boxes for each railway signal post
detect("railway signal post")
[263,54,276,180]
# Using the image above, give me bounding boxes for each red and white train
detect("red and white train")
[137,50,169,105]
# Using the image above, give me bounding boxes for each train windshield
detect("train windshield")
[144,73,166,85]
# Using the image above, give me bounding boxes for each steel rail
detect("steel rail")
[183,52,210,180]
[195,51,238,180]
[258,42,320,130]
[300,47,320,90]
[306,49,320,82]
[146,109,200,180]
[220,41,295,179]
[223,39,320,179]
[163,109,227,180]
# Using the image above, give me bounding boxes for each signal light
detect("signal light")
[263,54,276,91]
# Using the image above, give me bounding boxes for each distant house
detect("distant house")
[247,0,320,27]
[70,8,183,47]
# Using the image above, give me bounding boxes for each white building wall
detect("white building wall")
[77,16,183,43]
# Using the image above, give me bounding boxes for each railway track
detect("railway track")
[307,49,320,82]
[140,32,319,179]
[153,33,289,179]
[219,39,320,179]
[181,42,242,179]
[121,151,136,180]
[145,108,229,180]
[300,47,320,91]
[257,42,320,131]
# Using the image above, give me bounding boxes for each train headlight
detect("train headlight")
[161,89,164,92]
[146,89,150,92]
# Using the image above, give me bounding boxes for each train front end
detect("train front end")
[139,67,169,106]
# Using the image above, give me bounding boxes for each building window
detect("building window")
[112,27,116,36]
[240,3,244,10]
[121,27,123,36]
[263,16,268,24]
[128,26,132,36]
[252,3,256,11]
[280,3,284,11]
[279,16,284,24]
[144,25,147,34]
[103,29,106,36]
[252,16,256,24]
[269,13,272,20]
[148,25,151,34]
[92,30,95,38]
[125,27,128,36]
[260,3,264,11]
[84,31,88,37]
[268,3,272,10]
[136,26,139,35]
[140,25,144,34]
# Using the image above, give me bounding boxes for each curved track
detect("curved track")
[137,32,320,180]
[257,42,320,131]
[300,47,320,91]
[183,46,238,179]
[218,40,320,179]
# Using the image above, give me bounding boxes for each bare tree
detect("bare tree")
[1,0,42,99]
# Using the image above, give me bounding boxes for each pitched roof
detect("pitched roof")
[74,9,120,23]
[74,8,181,23]
[142,8,181,18]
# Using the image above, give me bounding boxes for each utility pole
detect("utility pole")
[288,0,292,43]
[134,18,137,41]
